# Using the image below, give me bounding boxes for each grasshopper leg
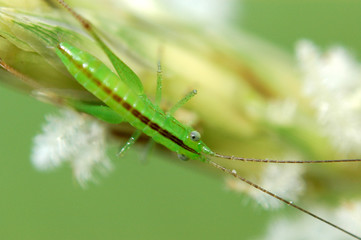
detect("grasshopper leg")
[167,89,197,116]
[117,129,142,157]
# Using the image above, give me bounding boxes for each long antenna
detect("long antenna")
[208,159,361,240]
[56,0,92,31]
[212,152,361,164]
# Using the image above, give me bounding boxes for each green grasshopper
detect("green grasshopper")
[2,0,360,238]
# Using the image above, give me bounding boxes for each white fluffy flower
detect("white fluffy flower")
[31,109,112,186]
[296,40,361,154]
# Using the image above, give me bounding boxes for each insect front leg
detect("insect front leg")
[117,129,142,157]
[167,89,197,116]
[149,45,193,115]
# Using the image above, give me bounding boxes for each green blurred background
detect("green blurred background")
[1,1,361,239]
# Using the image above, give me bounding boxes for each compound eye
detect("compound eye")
[190,131,201,142]
[177,153,189,161]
